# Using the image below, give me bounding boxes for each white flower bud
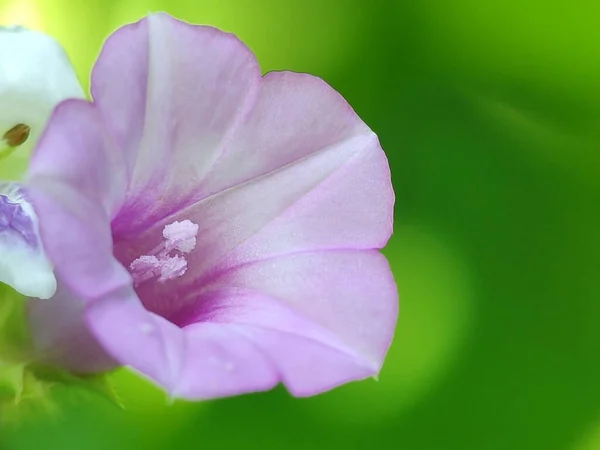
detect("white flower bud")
[0,26,84,179]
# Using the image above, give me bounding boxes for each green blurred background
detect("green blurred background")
[2,0,600,448]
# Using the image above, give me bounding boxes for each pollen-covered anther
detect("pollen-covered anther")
[130,255,161,285]
[158,255,188,282]
[3,124,30,147]
[129,219,198,286]
[163,219,199,253]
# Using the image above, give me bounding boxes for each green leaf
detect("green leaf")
[30,364,123,409]
[0,284,122,424]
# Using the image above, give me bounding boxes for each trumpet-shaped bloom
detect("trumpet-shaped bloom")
[0,26,84,299]
[27,13,397,398]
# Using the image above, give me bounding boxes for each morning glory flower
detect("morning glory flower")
[0,26,84,299]
[27,13,397,399]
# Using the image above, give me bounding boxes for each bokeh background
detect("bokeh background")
[2,0,600,449]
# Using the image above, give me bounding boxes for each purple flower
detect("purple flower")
[26,13,397,399]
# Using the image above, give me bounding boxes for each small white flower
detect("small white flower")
[0,26,84,298]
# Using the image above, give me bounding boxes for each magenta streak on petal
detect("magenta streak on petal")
[111,130,379,320]
[100,15,262,239]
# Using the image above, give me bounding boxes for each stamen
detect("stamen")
[158,255,188,282]
[163,219,199,253]
[3,124,30,147]
[1,124,31,161]
[130,255,161,285]
[129,220,198,286]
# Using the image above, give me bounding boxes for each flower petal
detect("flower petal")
[84,289,185,390]
[190,72,394,263]
[91,13,261,236]
[0,26,84,179]
[27,99,130,300]
[85,251,396,399]
[181,250,398,375]
[0,184,55,299]
[27,283,116,373]
[115,74,393,319]
[174,286,384,399]
[200,71,388,199]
